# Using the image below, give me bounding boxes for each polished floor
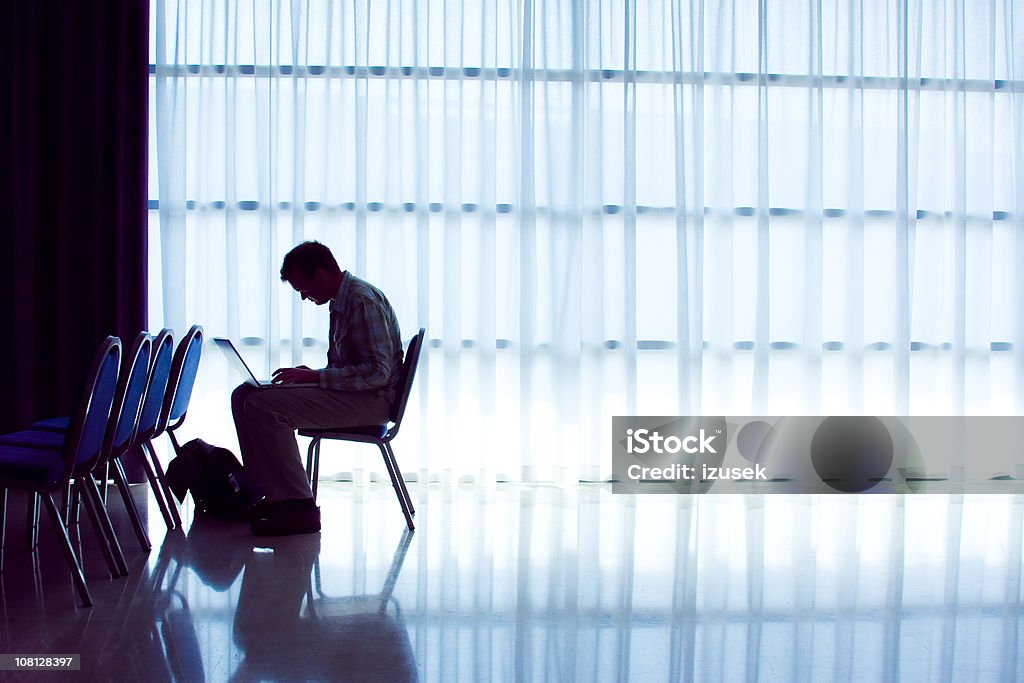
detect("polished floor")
[0,481,1022,682]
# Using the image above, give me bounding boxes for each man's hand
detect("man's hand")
[271,365,319,384]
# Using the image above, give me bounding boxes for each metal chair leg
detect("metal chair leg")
[61,481,73,524]
[99,462,109,505]
[383,442,415,516]
[0,489,6,573]
[377,443,414,530]
[167,428,184,457]
[77,480,124,579]
[41,493,92,607]
[305,438,317,490]
[140,440,177,530]
[112,458,151,551]
[146,440,182,529]
[81,475,129,577]
[26,493,40,550]
[72,484,83,526]
[310,439,321,500]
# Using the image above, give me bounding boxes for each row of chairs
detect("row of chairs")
[0,326,204,606]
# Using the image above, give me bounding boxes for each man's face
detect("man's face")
[288,270,333,305]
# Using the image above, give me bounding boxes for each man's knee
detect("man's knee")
[232,383,254,401]
[232,383,258,416]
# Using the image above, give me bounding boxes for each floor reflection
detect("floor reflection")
[234,528,415,682]
[0,484,1022,681]
[121,514,417,682]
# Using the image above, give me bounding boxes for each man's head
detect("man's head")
[280,241,343,305]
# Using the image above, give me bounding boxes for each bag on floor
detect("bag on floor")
[166,438,262,519]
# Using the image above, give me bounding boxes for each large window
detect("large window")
[150,0,1024,481]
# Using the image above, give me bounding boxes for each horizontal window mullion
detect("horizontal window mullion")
[147,65,1024,92]
[147,201,1019,223]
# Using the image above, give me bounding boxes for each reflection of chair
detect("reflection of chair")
[121,517,250,683]
[299,328,425,531]
[98,528,208,682]
[309,527,413,616]
[157,590,206,682]
[302,528,417,682]
[231,528,416,682]
[0,337,122,606]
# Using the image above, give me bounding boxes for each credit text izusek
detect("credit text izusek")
[626,463,768,481]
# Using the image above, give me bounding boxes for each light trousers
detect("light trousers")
[231,383,392,501]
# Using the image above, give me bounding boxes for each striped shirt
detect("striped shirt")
[321,271,404,395]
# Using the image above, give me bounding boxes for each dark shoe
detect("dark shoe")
[250,504,321,536]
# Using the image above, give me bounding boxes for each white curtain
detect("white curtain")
[150,0,1024,484]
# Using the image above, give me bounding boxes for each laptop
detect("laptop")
[212,337,318,388]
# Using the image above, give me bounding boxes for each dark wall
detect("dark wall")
[1,2,149,432]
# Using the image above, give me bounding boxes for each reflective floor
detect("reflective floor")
[0,483,1022,681]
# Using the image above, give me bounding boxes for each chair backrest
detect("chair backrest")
[102,332,153,461]
[388,328,426,427]
[136,328,175,442]
[61,337,121,477]
[160,324,204,433]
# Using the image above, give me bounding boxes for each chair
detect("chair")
[298,328,425,531]
[0,335,156,577]
[31,329,181,534]
[64,332,154,569]
[100,332,155,552]
[132,329,180,530]
[139,324,204,530]
[0,337,122,606]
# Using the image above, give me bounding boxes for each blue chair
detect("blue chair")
[7,333,159,576]
[100,332,155,552]
[140,324,204,529]
[298,328,425,531]
[30,330,180,535]
[0,337,122,606]
[131,329,180,530]
[162,324,204,455]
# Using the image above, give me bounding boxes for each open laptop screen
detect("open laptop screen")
[212,338,317,388]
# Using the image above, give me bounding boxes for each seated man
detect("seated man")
[232,241,403,535]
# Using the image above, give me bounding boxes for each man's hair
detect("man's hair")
[280,241,341,282]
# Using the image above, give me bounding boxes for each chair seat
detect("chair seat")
[0,443,65,486]
[31,416,71,432]
[299,425,389,440]
[0,429,65,451]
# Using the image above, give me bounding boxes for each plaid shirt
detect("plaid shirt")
[321,271,404,394]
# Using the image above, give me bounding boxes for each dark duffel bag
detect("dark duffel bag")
[165,438,262,519]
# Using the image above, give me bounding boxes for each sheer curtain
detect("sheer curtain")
[150,0,1024,484]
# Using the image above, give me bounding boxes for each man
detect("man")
[232,241,404,535]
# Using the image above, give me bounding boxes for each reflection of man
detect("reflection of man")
[231,534,417,682]
[232,241,403,535]
[231,535,321,681]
